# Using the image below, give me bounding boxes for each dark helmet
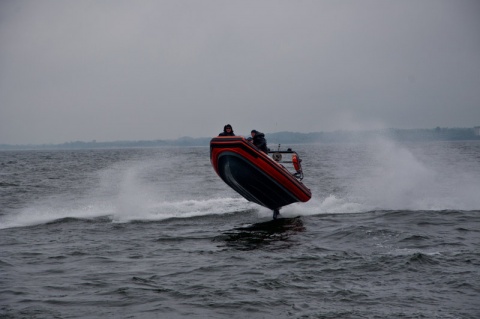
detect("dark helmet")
[251,129,257,134]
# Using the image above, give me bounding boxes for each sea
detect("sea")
[1,138,479,319]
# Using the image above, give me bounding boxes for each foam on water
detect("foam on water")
[267,195,367,219]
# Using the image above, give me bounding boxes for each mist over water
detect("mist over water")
[0,153,251,229]
[1,139,479,229]
[340,138,480,211]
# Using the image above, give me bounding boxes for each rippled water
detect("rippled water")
[1,140,479,318]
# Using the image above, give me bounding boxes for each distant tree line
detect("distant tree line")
[0,127,478,150]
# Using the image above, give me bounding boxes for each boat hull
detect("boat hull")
[210,137,311,210]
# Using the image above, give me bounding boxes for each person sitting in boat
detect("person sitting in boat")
[250,130,268,153]
[218,124,235,136]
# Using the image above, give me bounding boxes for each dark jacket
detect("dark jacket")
[252,131,268,153]
[219,124,235,136]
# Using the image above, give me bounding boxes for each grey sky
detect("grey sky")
[1,0,479,144]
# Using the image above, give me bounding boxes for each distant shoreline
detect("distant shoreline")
[1,127,479,150]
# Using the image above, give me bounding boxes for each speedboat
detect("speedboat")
[210,136,312,219]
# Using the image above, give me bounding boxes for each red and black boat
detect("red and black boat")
[210,136,312,219]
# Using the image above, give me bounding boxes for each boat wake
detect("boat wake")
[0,196,253,229]
[0,191,372,230]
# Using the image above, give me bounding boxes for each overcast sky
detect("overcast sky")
[1,0,479,144]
